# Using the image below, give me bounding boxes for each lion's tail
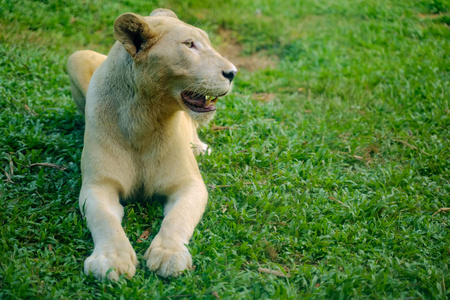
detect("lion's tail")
[67,50,107,115]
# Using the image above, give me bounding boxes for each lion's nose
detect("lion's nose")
[222,69,237,82]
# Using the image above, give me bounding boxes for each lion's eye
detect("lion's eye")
[184,40,195,48]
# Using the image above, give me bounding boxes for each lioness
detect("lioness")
[66,8,237,280]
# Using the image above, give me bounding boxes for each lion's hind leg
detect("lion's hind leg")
[67,50,107,114]
[186,114,211,155]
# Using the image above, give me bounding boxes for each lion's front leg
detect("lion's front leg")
[80,184,138,281]
[143,179,208,277]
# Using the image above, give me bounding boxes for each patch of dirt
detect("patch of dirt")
[217,28,277,72]
[251,93,276,102]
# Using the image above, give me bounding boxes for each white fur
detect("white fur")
[67,9,236,279]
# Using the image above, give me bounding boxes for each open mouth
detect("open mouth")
[181,91,218,113]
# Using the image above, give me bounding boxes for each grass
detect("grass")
[0,0,449,298]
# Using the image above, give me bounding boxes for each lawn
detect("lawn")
[0,0,449,299]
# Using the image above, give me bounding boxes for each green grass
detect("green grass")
[1,0,449,299]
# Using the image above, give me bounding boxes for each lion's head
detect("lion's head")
[113,9,237,123]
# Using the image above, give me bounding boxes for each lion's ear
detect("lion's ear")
[150,8,179,19]
[114,13,157,57]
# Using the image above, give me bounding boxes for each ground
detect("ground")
[0,0,449,299]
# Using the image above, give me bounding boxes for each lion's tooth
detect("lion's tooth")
[212,97,218,104]
[205,97,211,106]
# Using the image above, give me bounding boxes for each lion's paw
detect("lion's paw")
[143,235,193,277]
[84,244,138,281]
[192,142,212,156]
